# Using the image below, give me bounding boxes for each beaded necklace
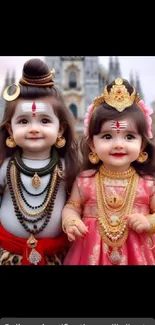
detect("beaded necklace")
[6,156,63,264]
[13,147,59,188]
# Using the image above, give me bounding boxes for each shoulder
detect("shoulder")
[0,157,11,186]
[0,157,11,172]
[138,175,155,197]
[60,158,65,171]
[139,175,155,184]
[76,169,96,188]
[75,169,96,200]
[77,169,96,178]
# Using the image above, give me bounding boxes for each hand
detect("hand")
[128,213,150,234]
[63,217,88,242]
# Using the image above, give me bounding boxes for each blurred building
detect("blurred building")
[0,70,16,121]
[0,56,144,138]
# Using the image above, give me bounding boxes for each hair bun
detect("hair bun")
[23,58,50,79]
[19,58,55,87]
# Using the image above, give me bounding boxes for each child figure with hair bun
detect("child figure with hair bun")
[0,58,79,265]
[62,77,155,265]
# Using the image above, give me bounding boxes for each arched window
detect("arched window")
[69,103,77,119]
[69,71,77,88]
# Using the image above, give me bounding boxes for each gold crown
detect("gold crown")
[93,78,137,112]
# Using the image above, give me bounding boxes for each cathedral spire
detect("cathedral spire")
[1,70,10,96]
[10,70,16,84]
[109,56,113,74]
[114,56,121,77]
[129,71,134,87]
[135,73,144,100]
[107,56,114,83]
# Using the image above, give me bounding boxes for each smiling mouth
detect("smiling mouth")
[110,153,127,157]
[27,138,43,140]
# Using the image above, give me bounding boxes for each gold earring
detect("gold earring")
[88,152,100,164]
[3,84,20,101]
[55,135,66,148]
[136,151,148,163]
[6,136,16,148]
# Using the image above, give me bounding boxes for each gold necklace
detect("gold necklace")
[100,173,132,212]
[95,165,139,264]
[100,164,136,179]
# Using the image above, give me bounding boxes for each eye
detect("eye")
[126,134,135,140]
[102,134,112,139]
[41,118,51,124]
[19,119,28,124]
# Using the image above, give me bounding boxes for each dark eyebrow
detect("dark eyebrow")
[15,114,53,120]
[15,115,28,120]
[125,129,138,134]
[40,114,53,118]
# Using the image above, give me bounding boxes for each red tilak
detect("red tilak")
[111,120,127,133]
[116,121,120,133]
[32,102,36,117]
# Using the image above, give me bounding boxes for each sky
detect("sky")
[0,56,155,107]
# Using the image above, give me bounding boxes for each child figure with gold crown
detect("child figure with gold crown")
[62,77,155,265]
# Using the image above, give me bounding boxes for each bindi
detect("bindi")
[110,120,127,133]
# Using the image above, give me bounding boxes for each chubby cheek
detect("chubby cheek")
[130,141,142,153]
[12,127,25,136]
[97,141,110,152]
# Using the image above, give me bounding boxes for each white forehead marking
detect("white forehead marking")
[21,102,50,112]
[110,120,128,129]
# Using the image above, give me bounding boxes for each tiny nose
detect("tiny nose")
[29,122,40,133]
[114,143,123,149]
[29,129,39,134]
[113,138,124,149]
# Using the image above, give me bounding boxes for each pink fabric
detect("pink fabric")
[64,170,155,265]
[137,100,153,139]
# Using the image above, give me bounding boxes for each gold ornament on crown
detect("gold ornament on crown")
[95,164,139,264]
[92,78,138,115]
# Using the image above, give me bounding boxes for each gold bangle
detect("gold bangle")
[66,200,82,209]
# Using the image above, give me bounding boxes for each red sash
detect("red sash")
[0,223,69,265]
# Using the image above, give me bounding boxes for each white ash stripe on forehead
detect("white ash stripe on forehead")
[21,103,48,112]
[110,121,128,129]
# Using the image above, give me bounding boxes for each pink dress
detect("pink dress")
[64,170,155,265]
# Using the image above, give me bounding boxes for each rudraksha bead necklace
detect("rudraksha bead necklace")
[6,157,63,234]
[13,147,59,188]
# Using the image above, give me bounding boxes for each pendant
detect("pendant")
[108,248,121,265]
[109,215,120,226]
[28,249,42,265]
[32,172,41,188]
[27,234,38,248]
[27,234,42,265]
[106,195,124,208]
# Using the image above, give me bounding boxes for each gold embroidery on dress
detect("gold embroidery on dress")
[140,245,147,265]
[89,245,100,265]
[95,165,139,264]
